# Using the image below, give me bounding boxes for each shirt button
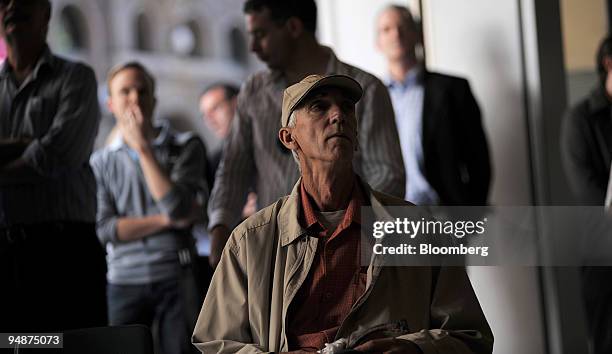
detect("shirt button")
[324,292,333,300]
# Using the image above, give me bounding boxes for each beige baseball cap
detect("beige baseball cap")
[280,74,363,127]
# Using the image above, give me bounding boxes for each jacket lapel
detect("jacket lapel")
[421,71,442,155]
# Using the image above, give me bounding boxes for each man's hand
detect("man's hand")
[353,338,422,353]
[0,138,32,167]
[241,192,258,219]
[118,105,149,154]
[209,224,231,268]
[117,214,172,242]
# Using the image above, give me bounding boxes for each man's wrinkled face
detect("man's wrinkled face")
[376,8,418,62]
[290,87,358,164]
[199,87,235,139]
[0,0,49,43]
[107,67,156,127]
[246,8,292,70]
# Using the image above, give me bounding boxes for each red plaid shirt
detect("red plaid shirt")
[287,178,368,351]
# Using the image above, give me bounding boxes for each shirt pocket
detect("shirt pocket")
[21,97,49,138]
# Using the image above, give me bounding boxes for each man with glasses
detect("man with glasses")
[0,0,106,331]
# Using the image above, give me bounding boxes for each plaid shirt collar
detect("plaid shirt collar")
[299,175,362,237]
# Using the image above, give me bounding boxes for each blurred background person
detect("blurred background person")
[199,82,256,215]
[561,35,612,354]
[195,82,256,293]
[199,83,238,182]
[562,36,612,206]
[91,62,207,354]
[0,0,106,332]
[376,5,491,206]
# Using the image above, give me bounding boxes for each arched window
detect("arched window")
[55,5,89,51]
[135,13,153,51]
[170,21,203,57]
[229,27,247,64]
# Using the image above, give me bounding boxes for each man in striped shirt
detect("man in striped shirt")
[207,0,405,267]
[0,0,106,331]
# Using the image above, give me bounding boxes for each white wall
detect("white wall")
[422,0,532,206]
[420,4,546,350]
[316,0,420,79]
[316,1,547,353]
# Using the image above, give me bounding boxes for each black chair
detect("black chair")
[62,325,153,354]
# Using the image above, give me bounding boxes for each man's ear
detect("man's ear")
[285,17,303,39]
[279,127,298,150]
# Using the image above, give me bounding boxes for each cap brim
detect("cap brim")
[290,75,363,114]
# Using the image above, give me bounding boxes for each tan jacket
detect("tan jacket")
[193,180,493,353]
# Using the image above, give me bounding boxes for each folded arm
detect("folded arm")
[1,65,100,186]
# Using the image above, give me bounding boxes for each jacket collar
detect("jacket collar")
[278,178,307,247]
[278,175,394,247]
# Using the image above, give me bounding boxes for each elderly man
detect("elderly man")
[376,5,491,206]
[192,74,493,353]
[207,0,405,268]
[91,62,207,354]
[0,0,105,331]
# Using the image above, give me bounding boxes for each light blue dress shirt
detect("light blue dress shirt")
[386,68,439,205]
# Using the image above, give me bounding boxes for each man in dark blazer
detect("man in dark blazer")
[561,35,612,354]
[376,5,491,206]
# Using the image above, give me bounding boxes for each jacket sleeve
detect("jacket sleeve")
[396,267,494,354]
[192,231,270,354]
[456,79,491,205]
[157,136,209,220]
[561,104,607,204]
[356,77,406,199]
